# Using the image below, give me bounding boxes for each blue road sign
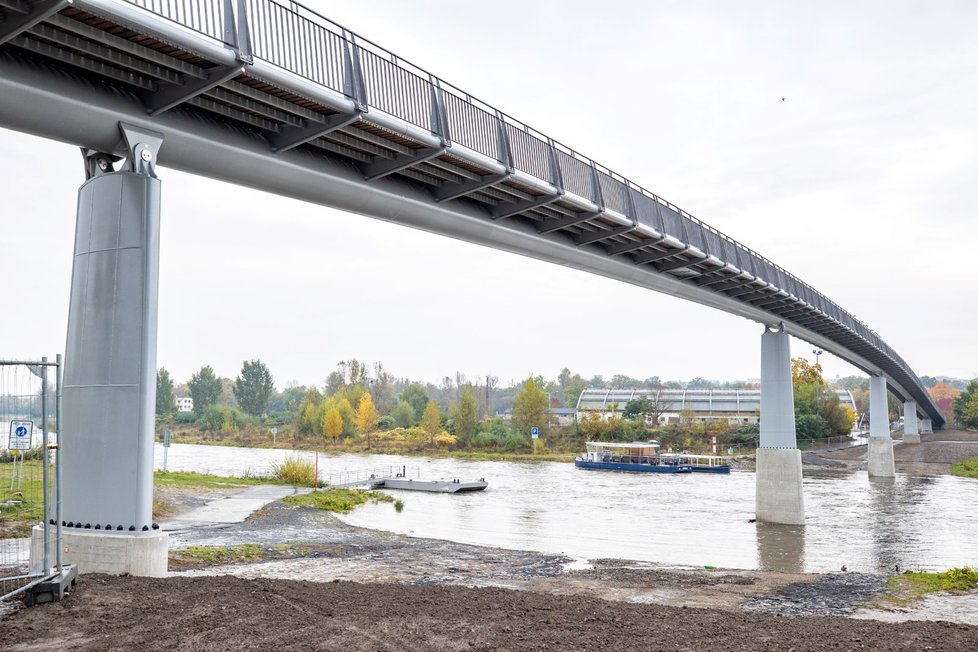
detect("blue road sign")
[531,426,539,439]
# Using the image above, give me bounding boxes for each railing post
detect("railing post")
[429,76,451,146]
[546,138,563,193]
[342,31,368,110]
[232,0,253,63]
[494,110,514,172]
[589,163,604,209]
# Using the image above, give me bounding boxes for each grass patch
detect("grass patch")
[153,470,270,489]
[882,567,978,606]
[169,542,344,569]
[0,460,48,538]
[283,488,395,513]
[950,457,978,479]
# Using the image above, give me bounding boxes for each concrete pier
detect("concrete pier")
[755,326,805,525]
[903,401,920,444]
[867,375,895,478]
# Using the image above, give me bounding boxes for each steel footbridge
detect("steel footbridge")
[0,0,943,426]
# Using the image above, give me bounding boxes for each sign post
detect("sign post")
[271,427,278,445]
[162,428,171,472]
[531,426,539,454]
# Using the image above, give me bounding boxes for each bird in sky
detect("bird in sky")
[781,97,786,102]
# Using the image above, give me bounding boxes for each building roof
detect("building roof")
[576,388,856,415]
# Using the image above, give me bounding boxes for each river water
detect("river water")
[154,443,978,574]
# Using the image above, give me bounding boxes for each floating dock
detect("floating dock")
[373,478,488,493]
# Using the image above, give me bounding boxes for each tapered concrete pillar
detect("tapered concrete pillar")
[59,124,168,576]
[921,418,933,433]
[756,326,804,525]
[867,375,895,478]
[903,401,920,444]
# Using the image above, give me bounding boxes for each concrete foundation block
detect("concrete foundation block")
[32,526,168,577]
[867,436,896,478]
[902,433,921,444]
[755,447,805,525]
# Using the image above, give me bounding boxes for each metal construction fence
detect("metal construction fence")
[112,0,923,398]
[0,358,70,606]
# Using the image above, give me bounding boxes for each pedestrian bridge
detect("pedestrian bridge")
[0,0,943,545]
[0,0,940,427]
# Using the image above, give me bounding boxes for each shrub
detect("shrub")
[270,455,316,486]
[377,415,395,430]
[173,411,197,424]
[200,405,253,432]
[433,432,458,448]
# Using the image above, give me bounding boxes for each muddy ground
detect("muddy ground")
[2,431,977,650]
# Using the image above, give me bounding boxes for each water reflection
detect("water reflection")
[755,522,806,573]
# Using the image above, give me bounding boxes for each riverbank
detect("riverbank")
[5,462,978,649]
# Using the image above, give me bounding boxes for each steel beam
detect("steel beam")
[605,234,665,256]
[270,111,361,153]
[0,0,65,46]
[141,64,246,116]
[537,210,601,234]
[656,255,704,273]
[435,172,510,202]
[361,146,447,181]
[492,193,561,220]
[633,246,688,265]
[576,224,635,247]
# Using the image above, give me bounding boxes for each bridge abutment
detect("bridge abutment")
[755,326,805,525]
[903,401,920,444]
[867,375,896,477]
[59,124,168,575]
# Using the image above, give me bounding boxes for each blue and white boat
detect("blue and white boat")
[660,453,731,474]
[575,441,693,474]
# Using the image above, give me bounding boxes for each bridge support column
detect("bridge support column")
[755,326,805,525]
[921,418,933,434]
[903,401,920,444]
[58,123,167,576]
[867,376,895,478]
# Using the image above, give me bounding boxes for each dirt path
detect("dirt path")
[819,429,978,475]
[2,574,976,651]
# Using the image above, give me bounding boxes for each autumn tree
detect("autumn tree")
[356,392,379,448]
[323,408,343,440]
[928,382,961,421]
[453,385,479,446]
[420,400,442,442]
[189,365,222,417]
[156,368,176,418]
[512,376,548,438]
[233,359,275,417]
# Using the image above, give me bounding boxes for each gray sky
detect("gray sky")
[2,0,977,388]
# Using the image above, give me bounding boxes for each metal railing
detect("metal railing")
[322,465,418,489]
[1,358,66,605]
[113,0,929,412]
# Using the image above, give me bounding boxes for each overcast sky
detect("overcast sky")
[2,0,976,389]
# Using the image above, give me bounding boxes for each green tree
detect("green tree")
[512,376,548,438]
[953,380,978,429]
[420,400,441,442]
[189,365,222,417]
[401,383,429,421]
[453,385,479,446]
[155,368,176,418]
[233,359,275,417]
[391,401,416,428]
[336,397,356,437]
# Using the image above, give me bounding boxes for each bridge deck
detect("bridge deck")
[0,0,942,425]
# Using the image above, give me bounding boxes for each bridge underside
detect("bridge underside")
[0,0,942,426]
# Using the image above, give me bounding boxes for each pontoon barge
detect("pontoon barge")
[575,441,692,474]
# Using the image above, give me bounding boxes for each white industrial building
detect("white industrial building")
[575,388,856,425]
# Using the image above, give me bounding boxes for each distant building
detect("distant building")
[575,388,857,426]
[176,397,193,412]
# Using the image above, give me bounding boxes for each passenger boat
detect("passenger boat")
[659,453,731,474]
[574,441,693,473]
